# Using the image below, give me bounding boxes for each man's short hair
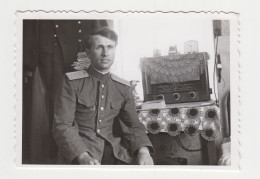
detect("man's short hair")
[84,27,118,49]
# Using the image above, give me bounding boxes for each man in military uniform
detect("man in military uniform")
[53,27,154,165]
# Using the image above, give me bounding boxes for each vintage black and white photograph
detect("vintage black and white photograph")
[16,12,239,168]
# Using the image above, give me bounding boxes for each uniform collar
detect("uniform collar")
[87,65,110,82]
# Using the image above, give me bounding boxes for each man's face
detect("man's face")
[88,35,116,72]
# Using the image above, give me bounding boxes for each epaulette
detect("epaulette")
[111,73,130,86]
[65,70,89,80]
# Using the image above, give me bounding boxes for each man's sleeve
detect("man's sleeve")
[52,76,88,163]
[119,87,154,156]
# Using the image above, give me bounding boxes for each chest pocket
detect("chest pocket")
[110,101,123,117]
[76,95,96,121]
[110,102,121,110]
[77,96,96,110]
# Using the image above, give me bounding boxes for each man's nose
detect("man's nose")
[102,47,109,56]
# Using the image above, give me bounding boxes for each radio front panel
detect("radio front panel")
[141,52,211,104]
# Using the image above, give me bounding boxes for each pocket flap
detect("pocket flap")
[77,95,96,107]
[110,102,121,110]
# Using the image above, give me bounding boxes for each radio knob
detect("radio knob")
[189,92,196,99]
[173,93,180,100]
[156,94,164,100]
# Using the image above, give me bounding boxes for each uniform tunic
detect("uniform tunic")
[53,66,153,164]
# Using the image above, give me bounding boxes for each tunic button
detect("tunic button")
[97,129,100,133]
[101,95,104,99]
[78,21,81,24]
[53,34,57,37]
[101,84,105,88]
[78,29,82,33]
[98,120,102,123]
[78,39,82,43]
[100,107,104,111]
[55,24,59,28]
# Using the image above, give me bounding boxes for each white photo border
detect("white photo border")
[15,11,240,171]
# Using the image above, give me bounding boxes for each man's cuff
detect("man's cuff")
[130,142,154,156]
[61,144,89,163]
[138,147,150,154]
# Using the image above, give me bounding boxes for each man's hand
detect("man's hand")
[217,141,231,165]
[76,152,100,165]
[218,152,231,165]
[136,147,154,165]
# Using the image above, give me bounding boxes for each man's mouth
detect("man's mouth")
[101,59,110,63]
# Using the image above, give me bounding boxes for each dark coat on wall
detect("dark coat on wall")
[22,20,112,164]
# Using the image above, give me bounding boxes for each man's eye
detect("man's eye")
[108,45,114,49]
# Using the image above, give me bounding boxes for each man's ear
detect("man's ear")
[85,49,91,57]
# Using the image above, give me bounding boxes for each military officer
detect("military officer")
[53,27,154,165]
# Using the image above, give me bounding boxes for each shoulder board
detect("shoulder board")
[111,73,130,86]
[65,70,89,80]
